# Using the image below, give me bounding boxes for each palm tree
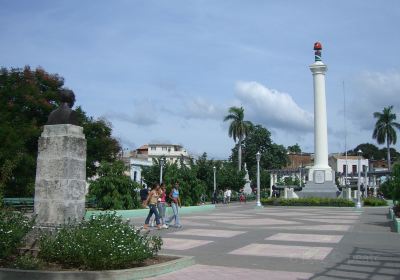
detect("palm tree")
[224,106,253,171]
[372,105,400,171]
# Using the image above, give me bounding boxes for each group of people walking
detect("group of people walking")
[140,182,182,230]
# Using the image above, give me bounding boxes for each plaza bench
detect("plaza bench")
[2,197,34,211]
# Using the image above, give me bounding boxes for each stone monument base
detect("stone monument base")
[34,124,86,227]
[297,181,340,198]
[297,167,340,198]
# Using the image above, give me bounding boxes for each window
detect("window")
[162,147,168,151]
[343,165,347,174]
[133,171,137,182]
[150,147,156,151]
[352,165,357,174]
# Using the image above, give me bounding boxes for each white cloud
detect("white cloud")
[349,71,400,130]
[103,99,158,126]
[182,97,224,120]
[235,81,314,132]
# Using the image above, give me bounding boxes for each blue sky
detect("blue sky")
[1,1,400,159]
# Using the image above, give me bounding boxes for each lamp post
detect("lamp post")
[159,158,164,184]
[213,166,216,192]
[256,151,262,207]
[299,151,303,188]
[356,149,362,208]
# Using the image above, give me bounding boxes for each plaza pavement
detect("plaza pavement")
[130,203,400,280]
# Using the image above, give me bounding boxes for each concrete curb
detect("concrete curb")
[85,204,215,220]
[0,254,195,280]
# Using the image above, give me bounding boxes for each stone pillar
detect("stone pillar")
[347,188,352,200]
[353,190,357,199]
[284,187,288,199]
[34,124,86,226]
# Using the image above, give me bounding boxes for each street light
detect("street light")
[213,166,216,192]
[299,151,303,188]
[159,158,164,184]
[256,151,262,207]
[356,149,362,208]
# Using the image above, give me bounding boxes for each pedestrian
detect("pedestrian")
[157,183,169,229]
[212,190,218,204]
[223,189,228,204]
[139,185,149,206]
[166,182,182,228]
[226,188,232,204]
[143,184,162,230]
[239,188,246,204]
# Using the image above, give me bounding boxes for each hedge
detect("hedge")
[261,197,355,207]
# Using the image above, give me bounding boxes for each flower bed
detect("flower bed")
[0,212,163,271]
[261,197,355,207]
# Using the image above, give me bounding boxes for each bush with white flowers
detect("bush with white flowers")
[39,212,162,270]
[0,210,34,259]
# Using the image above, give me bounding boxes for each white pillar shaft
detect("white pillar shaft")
[310,62,329,169]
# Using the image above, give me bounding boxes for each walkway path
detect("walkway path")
[130,204,400,279]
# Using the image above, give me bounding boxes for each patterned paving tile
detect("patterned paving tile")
[229,243,333,260]
[179,220,210,227]
[208,213,253,217]
[265,233,343,243]
[146,264,314,280]
[298,218,356,224]
[258,212,319,216]
[268,224,351,231]
[162,238,213,250]
[170,228,246,238]
[215,218,302,226]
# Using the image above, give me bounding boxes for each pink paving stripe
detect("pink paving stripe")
[170,228,246,238]
[268,224,351,231]
[161,238,213,250]
[265,233,343,243]
[179,220,210,227]
[215,218,302,226]
[229,243,333,260]
[146,264,313,280]
[298,218,356,224]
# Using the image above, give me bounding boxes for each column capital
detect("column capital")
[309,62,327,74]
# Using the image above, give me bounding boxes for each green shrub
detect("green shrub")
[39,212,162,270]
[0,210,34,259]
[88,161,140,210]
[12,255,44,270]
[363,197,388,206]
[261,197,355,207]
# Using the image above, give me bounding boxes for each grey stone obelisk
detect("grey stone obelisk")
[34,89,86,226]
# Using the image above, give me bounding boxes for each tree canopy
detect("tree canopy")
[287,143,302,154]
[223,106,253,171]
[231,124,288,185]
[373,106,400,170]
[0,66,120,197]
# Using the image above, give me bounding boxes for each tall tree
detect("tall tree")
[0,66,120,197]
[372,106,400,171]
[223,106,253,171]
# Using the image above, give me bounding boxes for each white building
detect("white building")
[329,154,369,186]
[128,144,191,184]
[147,144,191,165]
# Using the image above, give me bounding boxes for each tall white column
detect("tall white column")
[299,42,338,198]
[310,62,329,169]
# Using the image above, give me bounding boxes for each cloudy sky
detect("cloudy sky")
[1,1,400,159]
